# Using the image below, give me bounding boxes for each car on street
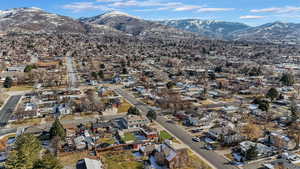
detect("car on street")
[192,137,201,142]
[204,144,216,150]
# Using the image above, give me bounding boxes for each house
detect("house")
[183,116,200,126]
[91,122,112,133]
[139,144,156,156]
[174,111,188,120]
[282,152,300,164]
[239,141,274,158]
[207,127,235,140]
[140,125,158,140]
[121,115,150,129]
[263,159,300,169]
[6,66,25,72]
[268,132,297,150]
[74,136,86,150]
[154,141,189,169]
[76,158,103,169]
[53,104,72,115]
[222,134,246,146]
[85,136,95,150]
[24,103,36,111]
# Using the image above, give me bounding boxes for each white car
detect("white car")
[192,137,200,142]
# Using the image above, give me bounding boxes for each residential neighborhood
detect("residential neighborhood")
[0,3,300,169]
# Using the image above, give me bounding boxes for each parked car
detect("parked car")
[192,137,201,142]
[204,144,216,150]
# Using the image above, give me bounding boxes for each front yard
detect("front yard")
[6,85,33,91]
[10,118,42,127]
[117,99,132,113]
[159,130,173,141]
[186,150,212,169]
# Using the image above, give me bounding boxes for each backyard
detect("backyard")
[100,151,144,169]
[122,132,136,142]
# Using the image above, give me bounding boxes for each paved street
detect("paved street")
[0,113,124,137]
[66,56,77,88]
[114,88,236,169]
[0,95,22,126]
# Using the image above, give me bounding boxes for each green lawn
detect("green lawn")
[159,130,173,141]
[122,132,136,142]
[100,137,115,144]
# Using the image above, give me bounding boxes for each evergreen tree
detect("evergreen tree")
[289,97,299,122]
[49,118,66,140]
[266,88,279,102]
[248,67,262,76]
[214,66,223,73]
[3,76,13,88]
[280,73,294,86]
[24,65,37,73]
[98,70,104,79]
[166,81,175,89]
[33,151,63,169]
[122,68,128,74]
[127,106,140,115]
[253,98,270,112]
[5,134,42,169]
[91,72,98,79]
[209,73,216,80]
[258,101,270,112]
[245,145,258,160]
[5,151,27,169]
[147,110,157,120]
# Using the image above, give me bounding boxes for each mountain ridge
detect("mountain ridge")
[158,19,251,39]
[0,8,299,44]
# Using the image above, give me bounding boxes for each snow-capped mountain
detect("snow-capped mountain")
[79,11,197,38]
[0,7,89,34]
[230,21,300,44]
[0,8,300,44]
[158,19,250,39]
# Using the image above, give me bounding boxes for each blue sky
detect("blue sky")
[1,0,300,26]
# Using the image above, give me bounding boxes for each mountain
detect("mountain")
[230,21,300,44]
[158,19,250,39]
[0,7,89,34]
[0,8,299,44]
[79,11,197,39]
[159,19,300,44]
[0,7,124,35]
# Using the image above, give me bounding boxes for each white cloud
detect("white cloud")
[174,5,202,11]
[198,8,234,12]
[110,0,139,7]
[251,6,300,13]
[96,0,122,2]
[240,15,266,19]
[110,0,182,8]
[62,2,112,12]
[63,0,234,14]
